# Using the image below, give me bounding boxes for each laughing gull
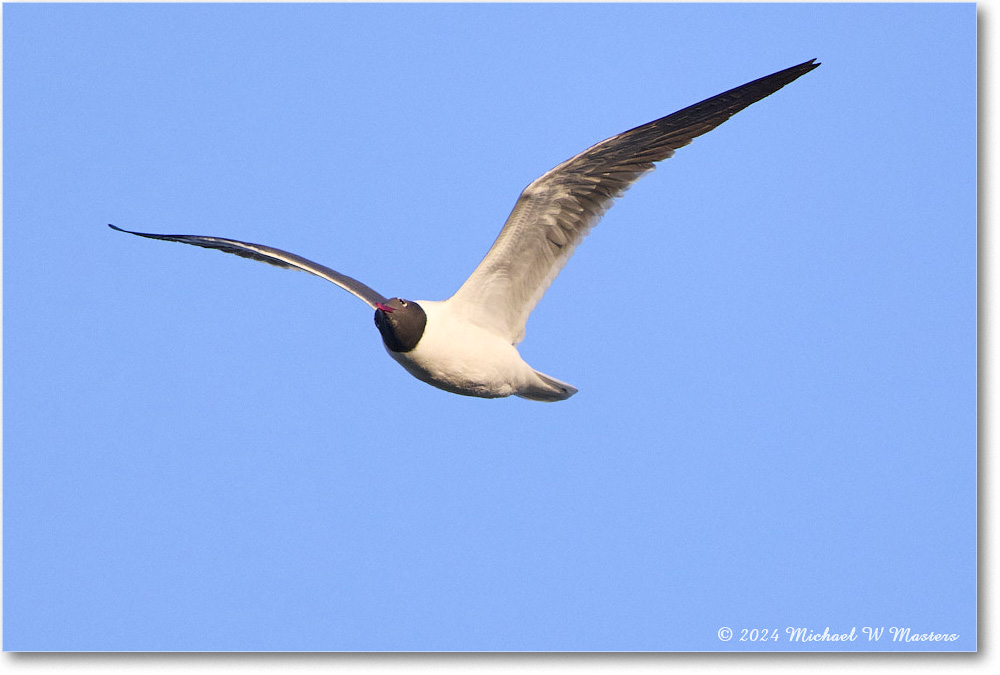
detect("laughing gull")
[111,59,819,402]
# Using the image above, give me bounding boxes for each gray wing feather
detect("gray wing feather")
[109,224,388,308]
[449,59,820,344]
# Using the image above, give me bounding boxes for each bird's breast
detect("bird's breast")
[383,300,532,398]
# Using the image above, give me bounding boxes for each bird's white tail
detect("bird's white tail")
[518,370,578,402]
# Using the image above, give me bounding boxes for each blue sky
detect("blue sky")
[3,3,976,652]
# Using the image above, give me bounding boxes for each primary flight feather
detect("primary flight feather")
[112,59,819,402]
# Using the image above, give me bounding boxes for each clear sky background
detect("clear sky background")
[3,2,976,652]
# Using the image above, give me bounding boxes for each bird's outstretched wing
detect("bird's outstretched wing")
[448,59,820,344]
[109,224,388,308]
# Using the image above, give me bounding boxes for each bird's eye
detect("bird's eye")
[400,300,408,307]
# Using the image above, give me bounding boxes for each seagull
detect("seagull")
[111,59,819,402]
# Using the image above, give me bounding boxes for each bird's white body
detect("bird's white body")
[385,300,576,401]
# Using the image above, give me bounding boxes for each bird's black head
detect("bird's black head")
[374,298,427,353]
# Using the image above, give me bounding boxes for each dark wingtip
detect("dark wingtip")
[794,58,821,75]
[784,58,821,80]
[109,224,147,237]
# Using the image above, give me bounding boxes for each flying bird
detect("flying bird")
[111,59,819,402]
